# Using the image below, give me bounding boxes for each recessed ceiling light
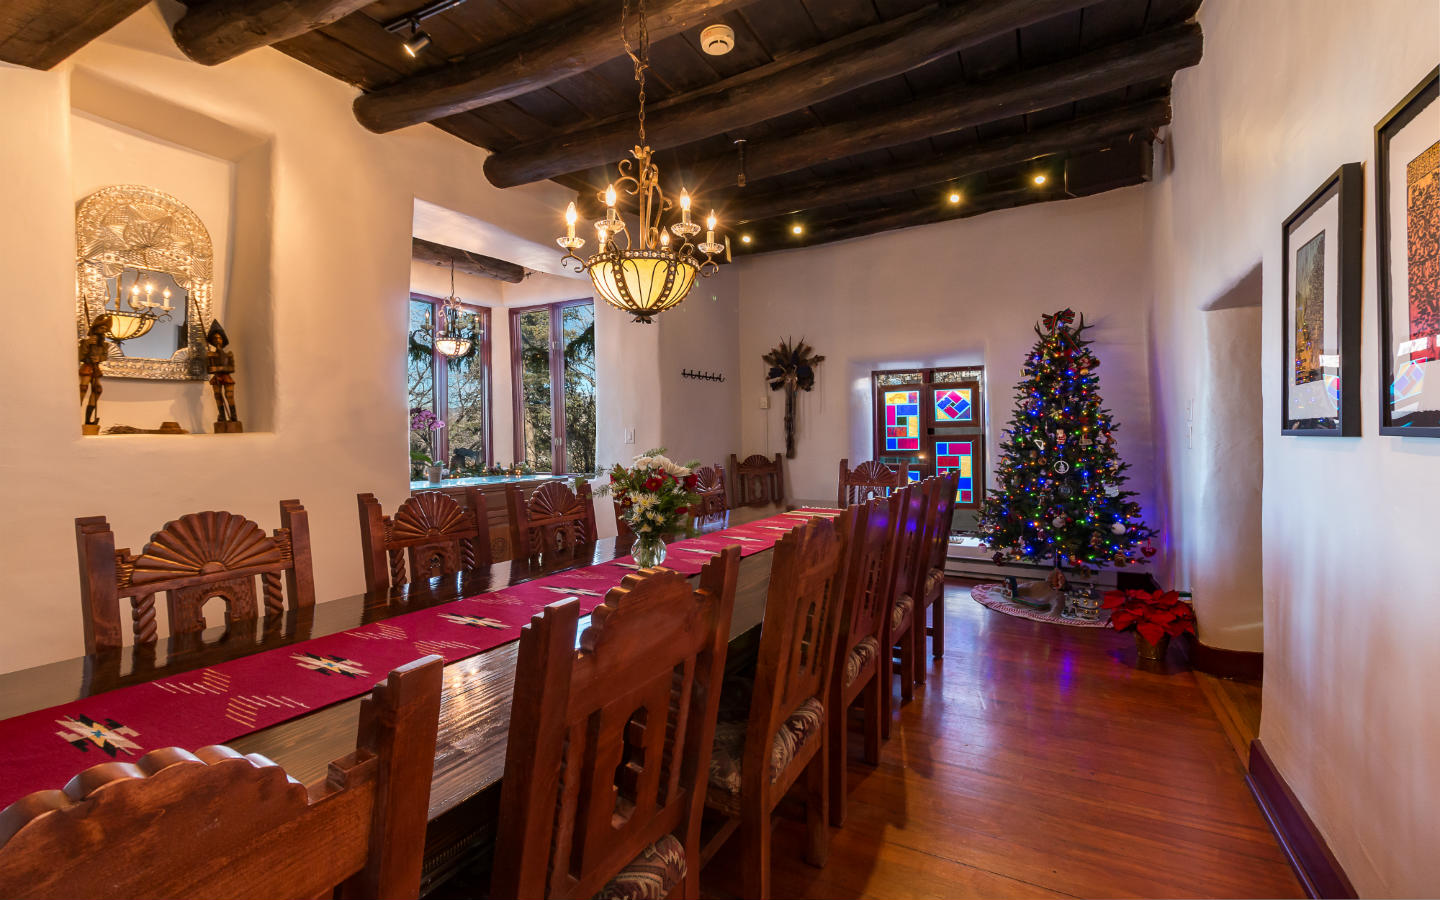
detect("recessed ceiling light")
[1033,173,1048,186]
[700,23,735,55]
[948,192,962,204]
[741,234,752,244]
[791,224,803,235]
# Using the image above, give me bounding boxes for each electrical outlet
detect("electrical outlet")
[759,395,770,409]
[624,428,636,444]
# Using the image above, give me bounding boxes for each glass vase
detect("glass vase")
[632,533,668,568]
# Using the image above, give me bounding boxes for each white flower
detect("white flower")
[661,459,691,477]
[632,455,653,468]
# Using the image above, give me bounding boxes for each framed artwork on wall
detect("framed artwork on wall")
[1375,66,1440,437]
[1280,163,1363,436]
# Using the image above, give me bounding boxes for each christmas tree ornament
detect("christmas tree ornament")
[1111,522,1127,535]
[1053,460,1071,474]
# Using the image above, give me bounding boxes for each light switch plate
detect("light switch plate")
[624,428,636,444]
[759,395,770,409]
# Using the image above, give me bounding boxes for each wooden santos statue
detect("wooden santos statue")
[206,320,242,433]
[79,316,112,435]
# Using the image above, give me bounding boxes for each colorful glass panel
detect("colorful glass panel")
[935,440,975,504]
[884,390,921,451]
[934,388,973,422]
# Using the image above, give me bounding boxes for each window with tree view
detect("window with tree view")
[512,299,595,475]
[408,295,490,480]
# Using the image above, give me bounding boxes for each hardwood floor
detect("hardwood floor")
[702,578,1303,899]
[1194,671,1263,768]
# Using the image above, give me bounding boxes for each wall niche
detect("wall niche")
[69,67,274,434]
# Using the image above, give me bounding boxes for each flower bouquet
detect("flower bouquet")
[410,408,446,482]
[1101,588,1196,660]
[597,449,701,567]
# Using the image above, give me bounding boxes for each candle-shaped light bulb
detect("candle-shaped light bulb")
[680,189,692,224]
[161,287,173,311]
[597,222,609,245]
[706,210,717,244]
[564,201,577,239]
[660,230,670,247]
[605,184,617,208]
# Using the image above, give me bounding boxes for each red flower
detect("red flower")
[643,476,663,492]
[683,474,698,490]
[675,506,688,515]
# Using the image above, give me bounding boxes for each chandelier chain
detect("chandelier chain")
[622,0,650,143]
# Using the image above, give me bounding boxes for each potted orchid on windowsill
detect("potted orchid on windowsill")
[596,449,702,568]
[409,408,446,484]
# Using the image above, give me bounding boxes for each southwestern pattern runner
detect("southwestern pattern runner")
[0,511,824,811]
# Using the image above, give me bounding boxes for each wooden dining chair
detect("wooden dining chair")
[881,481,930,735]
[506,480,598,560]
[491,549,739,900]
[75,500,316,655]
[728,453,785,507]
[919,472,960,660]
[827,493,899,827]
[702,511,852,900]
[357,488,491,593]
[693,462,729,519]
[0,655,443,900]
[837,458,909,508]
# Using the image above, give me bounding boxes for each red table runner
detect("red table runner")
[0,511,829,810]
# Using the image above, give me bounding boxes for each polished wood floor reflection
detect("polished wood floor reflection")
[703,578,1303,899]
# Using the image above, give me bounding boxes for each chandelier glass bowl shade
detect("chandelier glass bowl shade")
[555,0,724,324]
[432,260,473,358]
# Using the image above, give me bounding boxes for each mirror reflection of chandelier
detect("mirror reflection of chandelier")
[100,268,176,341]
[557,0,724,324]
[433,260,473,358]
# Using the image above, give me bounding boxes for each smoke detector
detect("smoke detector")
[700,23,735,55]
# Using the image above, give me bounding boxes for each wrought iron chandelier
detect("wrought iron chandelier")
[100,269,175,341]
[433,260,473,358]
[557,0,724,324]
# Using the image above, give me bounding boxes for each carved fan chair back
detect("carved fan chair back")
[491,550,739,900]
[827,493,900,826]
[880,482,931,733]
[837,458,910,508]
[358,488,492,593]
[920,472,959,659]
[506,481,598,560]
[76,500,316,655]
[702,510,853,900]
[693,462,729,519]
[728,452,785,507]
[0,655,443,900]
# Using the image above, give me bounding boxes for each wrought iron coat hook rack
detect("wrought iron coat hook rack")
[681,368,726,383]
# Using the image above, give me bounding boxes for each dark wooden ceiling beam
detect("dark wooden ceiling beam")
[0,0,148,70]
[172,0,375,65]
[681,20,1201,192]
[729,99,1170,223]
[734,140,1152,251]
[412,237,525,283]
[482,0,1094,188]
[355,0,758,134]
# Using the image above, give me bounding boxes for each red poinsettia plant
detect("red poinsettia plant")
[1101,589,1196,645]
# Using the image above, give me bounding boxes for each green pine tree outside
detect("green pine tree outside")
[978,309,1155,578]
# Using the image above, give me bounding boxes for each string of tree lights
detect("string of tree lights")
[979,309,1156,584]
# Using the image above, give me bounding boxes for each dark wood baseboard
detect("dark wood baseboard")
[1184,633,1264,680]
[1247,740,1356,899]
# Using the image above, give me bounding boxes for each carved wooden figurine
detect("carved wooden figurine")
[207,320,242,433]
[78,315,111,435]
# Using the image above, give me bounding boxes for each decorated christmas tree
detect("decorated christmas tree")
[979,309,1155,586]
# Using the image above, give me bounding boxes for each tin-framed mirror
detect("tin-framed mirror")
[75,184,213,380]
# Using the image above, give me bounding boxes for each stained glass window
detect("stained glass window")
[884,390,921,451]
[934,388,973,422]
[935,441,974,504]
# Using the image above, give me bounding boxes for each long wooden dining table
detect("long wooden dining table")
[0,502,825,892]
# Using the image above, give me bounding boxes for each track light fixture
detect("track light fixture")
[402,21,432,57]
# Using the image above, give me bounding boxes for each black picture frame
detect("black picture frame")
[1280,163,1363,436]
[1375,66,1440,437]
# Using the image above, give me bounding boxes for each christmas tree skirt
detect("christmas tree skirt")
[971,583,1110,628]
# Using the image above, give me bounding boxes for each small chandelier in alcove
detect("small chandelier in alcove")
[433,260,473,358]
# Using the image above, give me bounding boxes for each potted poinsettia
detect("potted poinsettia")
[1101,588,1196,660]
[596,449,701,568]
